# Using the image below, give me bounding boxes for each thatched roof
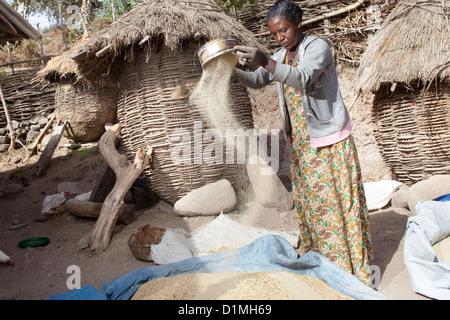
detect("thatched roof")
[355,0,450,93]
[0,0,41,46]
[40,0,265,85]
[38,43,83,83]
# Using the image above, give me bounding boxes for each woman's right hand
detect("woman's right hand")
[234,46,269,67]
[234,46,276,73]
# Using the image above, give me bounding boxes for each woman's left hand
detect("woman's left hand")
[234,46,269,67]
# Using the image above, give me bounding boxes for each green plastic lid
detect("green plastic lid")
[18,237,50,248]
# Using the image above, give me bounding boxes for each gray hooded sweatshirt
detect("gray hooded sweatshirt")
[236,35,351,148]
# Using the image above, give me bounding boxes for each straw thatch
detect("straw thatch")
[37,45,83,84]
[355,0,450,93]
[65,0,266,85]
[354,0,450,185]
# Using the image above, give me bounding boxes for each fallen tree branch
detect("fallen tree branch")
[88,123,152,254]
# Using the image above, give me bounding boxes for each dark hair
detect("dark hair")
[266,0,303,24]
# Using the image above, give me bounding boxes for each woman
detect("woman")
[234,0,373,285]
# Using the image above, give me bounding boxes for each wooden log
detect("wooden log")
[88,123,152,254]
[28,113,56,155]
[65,198,136,224]
[35,120,67,177]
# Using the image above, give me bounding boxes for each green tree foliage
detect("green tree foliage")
[94,0,142,22]
[9,0,254,31]
[215,0,256,16]
[10,0,78,24]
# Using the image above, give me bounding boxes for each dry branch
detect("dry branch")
[0,84,16,151]
[28,113,56,155]
[302,0,367,27]
[88,123,152,254]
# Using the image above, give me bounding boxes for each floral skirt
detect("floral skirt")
[285,84,373,285]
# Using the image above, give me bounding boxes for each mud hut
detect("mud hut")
[64,0,265,204]
[355,0,450,185]
[38,46,119,142]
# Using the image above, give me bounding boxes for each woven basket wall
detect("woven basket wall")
[372,80,450,185]
[55,81,119,142]
[116,40,254,204]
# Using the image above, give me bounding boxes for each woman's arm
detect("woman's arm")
[272,39,332,91]
[235,66,272,89]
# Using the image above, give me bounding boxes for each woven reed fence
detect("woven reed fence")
[54,81,119,142]
[117,40,254,204]
[0,67,55,128]
[372,80,450,185]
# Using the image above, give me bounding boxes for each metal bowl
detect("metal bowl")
[198,36,240,67]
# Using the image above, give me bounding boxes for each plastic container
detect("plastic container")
[19,237,50,248]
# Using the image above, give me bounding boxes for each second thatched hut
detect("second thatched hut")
[355,0,450,185]
[38,46,119,142]
[53,0,266,204]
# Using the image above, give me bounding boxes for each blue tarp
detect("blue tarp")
[49,235,386,300]
[404,200,450,300]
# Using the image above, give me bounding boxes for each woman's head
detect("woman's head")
[266,0,303,25]
[266,0,304,51]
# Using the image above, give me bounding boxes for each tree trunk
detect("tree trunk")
[88,124,152,254]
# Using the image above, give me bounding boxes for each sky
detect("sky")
[26,13,52,30]
[5,0,52,31]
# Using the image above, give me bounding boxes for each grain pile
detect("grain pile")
[131,271,353,300]
[433,237,450,262]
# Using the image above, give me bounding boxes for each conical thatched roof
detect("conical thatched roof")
[40,0,265,85]
[355,0,450,93]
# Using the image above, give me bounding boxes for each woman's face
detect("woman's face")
[268,15,303,52]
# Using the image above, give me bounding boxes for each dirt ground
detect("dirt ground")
[0,68,430,300]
